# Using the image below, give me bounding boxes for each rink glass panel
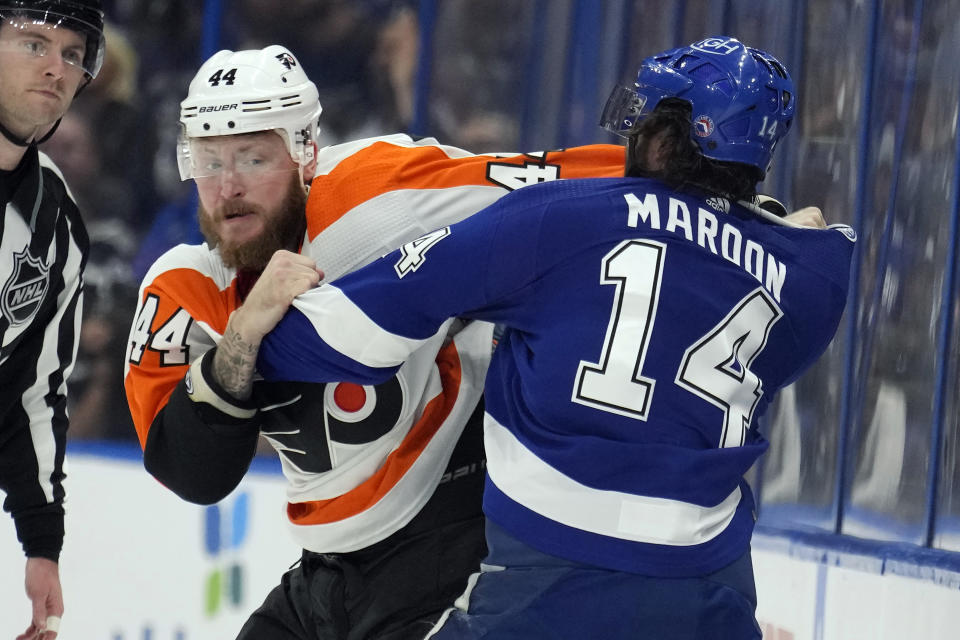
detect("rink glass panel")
[932,2,960,553]
[840,0,958,544]
[754,0,868,531]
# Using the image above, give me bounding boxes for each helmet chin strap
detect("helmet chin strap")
[33,118,62,144]
[0,117,63,147]
[0,118,34,148]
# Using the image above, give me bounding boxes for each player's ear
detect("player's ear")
[302,142,318,184]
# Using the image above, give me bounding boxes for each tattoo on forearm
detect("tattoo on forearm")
[212,327,259,400]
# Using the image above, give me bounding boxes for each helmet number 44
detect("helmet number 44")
[208,68,238,86]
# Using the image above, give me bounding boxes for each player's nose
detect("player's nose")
[218,169,246,199]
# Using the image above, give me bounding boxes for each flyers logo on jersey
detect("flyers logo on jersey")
[258,378,405,474]
[2,248,49,327]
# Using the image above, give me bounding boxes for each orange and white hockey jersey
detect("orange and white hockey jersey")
[123,134,624,553]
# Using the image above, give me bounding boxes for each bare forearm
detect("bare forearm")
[210,250,323,398]
[212,316,261,400]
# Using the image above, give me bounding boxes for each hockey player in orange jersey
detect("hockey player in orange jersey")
[123,44,624,639]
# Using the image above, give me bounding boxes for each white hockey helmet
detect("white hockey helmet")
[177,45,322,180]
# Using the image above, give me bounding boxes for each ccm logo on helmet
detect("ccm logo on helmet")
[199,104,238,113]
[691,37,740,55]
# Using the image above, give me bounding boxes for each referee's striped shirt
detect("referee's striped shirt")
[0,146,88,562]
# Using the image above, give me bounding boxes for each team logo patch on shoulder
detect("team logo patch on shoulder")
[2,248,49,327]
[832,224,858,242]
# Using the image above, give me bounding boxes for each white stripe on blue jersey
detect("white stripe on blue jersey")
[483,412,741,546]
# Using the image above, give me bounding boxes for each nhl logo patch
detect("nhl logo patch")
[2,248,49,327]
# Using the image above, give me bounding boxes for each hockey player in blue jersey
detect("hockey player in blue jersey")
[256,36,856,639]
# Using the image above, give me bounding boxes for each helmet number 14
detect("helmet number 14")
[758,116,778,140]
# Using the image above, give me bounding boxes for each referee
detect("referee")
[0,1,105,638]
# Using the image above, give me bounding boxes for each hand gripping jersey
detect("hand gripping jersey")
[258,176,856,575]
[123,135,623,553]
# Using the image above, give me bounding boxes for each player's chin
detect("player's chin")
[220,221,265,245]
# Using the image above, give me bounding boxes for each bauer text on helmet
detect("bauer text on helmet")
[177,45,323,181]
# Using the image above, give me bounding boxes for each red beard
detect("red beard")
[198,171,308,272]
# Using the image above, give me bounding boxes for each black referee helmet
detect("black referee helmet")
[0,0,105,80]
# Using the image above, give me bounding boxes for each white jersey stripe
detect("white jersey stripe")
[24,214,84,502]
[308,184,509,283]
[291,284,445,369]
[484,414,741,546]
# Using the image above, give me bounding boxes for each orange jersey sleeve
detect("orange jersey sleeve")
[303,137,625,282]
[124,249,239,448]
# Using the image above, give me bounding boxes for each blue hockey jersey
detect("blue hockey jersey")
[258,177,856,577]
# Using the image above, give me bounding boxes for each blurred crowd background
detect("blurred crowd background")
[56,0,960,560]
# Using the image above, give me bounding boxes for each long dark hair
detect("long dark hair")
[625,99,761,202]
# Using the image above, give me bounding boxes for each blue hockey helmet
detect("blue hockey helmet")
[600,36,794,178]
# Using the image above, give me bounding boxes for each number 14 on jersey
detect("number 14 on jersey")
[572,240,783,448]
